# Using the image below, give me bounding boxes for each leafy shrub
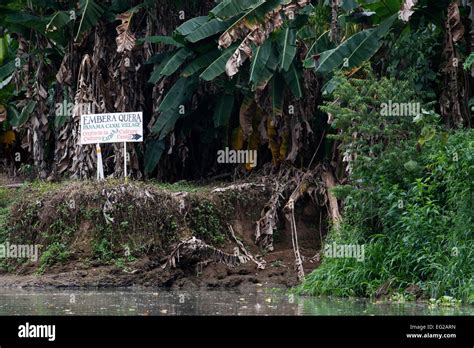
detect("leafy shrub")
[38,242,71,273]
[299,72,473,302]
[386,24,442,102]
[92,235,115,262]
[186,199,226,245]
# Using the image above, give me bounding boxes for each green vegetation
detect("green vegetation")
[0,0,472,304]
[298,72,473,302]
[92,235,115,263]
[0,188,14,233]
[186,198,226,245]
[385,24,441,101]
[0,180,269,272]
[152,181,210,193]
[37,241,71,274]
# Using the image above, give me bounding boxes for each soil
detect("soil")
[0,248,320,290]
[0,179,324,290]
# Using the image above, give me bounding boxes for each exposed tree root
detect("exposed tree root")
[283,172,313,282]
[101,184,156,224]
[254,178,281,252]
[321,168,341,230]
[228,224,266,270]
[254,163,341,283]
[162,237,249,270]
[255,168,298,252]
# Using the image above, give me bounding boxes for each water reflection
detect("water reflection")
[0,288,471,316]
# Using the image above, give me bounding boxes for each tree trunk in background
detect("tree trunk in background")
[51,0,215,179]
[16,36,50,179]
[330,0,341,44]
[440,2,470,128]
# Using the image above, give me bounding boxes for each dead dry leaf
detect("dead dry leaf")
[116,12,136,53]
[399,0,417,22]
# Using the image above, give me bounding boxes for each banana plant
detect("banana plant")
[305,0,451,93]
[142,0,315,172]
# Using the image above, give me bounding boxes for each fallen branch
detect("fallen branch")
[228,224,266,270]
[0,183,23,189]
[162,236,249,270]
[211,183,265,193]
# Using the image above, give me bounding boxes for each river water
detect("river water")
[0,288,472,316]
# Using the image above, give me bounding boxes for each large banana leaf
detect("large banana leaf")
[181,49,221,77]
[314,14,397,76]
[144,139,165,174]
[0,60,16,82]
[148,51,174,84]
[138,36,184,47]
[303,31,334,68]
[200,44,237,81]
[160,48,194,77]
[157,76,198,112]
[270,73,284,118]
[0,55,27,85]
[175,16,209,36]
[341,0,359,11]
[4,13,46,32]
[278,27,297,72]
[221,0,287,39]
[75,0,105,42]
[249,42,280,91]
[9,100,36,127]
[211,0,263,20]
[213,93,235,127]
[45,11,71,34]
[152,109,179,139]
[283,63,302,99]
[249,40,272,88]
[185,18,231,43]
[358,0,402,21]
[153,77,198,140]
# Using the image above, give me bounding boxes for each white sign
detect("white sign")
[80,112,143,145]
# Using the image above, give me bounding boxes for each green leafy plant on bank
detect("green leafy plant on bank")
[37,241,71,274]
[185,198,226,245]
[298,71,474,303]
[428,296,462,308]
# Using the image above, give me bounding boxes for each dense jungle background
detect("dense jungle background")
[0,0,472,303]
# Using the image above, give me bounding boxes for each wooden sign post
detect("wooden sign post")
[80,112,143,181]
[96,143,104,180]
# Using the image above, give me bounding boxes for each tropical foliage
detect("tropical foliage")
[298,71,473,302]
[0,0,473,301]
[2,0,471,178]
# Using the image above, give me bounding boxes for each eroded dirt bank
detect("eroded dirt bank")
[0,180,324,289]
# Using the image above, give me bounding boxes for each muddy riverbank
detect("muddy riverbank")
[0,249,319,290]
[0,180,323,289]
